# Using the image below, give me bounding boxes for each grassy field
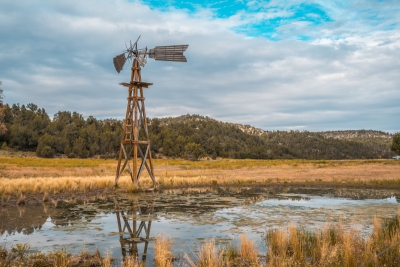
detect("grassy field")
[1,151,400,199]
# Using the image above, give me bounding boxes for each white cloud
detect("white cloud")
[0,0,399,132]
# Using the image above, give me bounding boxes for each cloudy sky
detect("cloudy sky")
[0,0,399,132]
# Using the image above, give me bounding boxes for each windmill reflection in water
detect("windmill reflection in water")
[114,198,155,265]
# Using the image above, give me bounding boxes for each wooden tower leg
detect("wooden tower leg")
[115,58,157,189]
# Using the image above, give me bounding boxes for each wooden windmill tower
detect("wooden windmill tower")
[113,36,188,189]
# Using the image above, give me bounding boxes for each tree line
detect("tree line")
[0,103,122,158]
[0,103,397,160]
[149,115,394,160]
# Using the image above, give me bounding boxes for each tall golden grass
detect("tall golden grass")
[1,156,400,197]
[239,234,259,265]
[183,236,260,267]
[266,214,400,266]
[2,174,400,198]
[185,239,225,267]
[0,176,145,196]
[154,235,173,267]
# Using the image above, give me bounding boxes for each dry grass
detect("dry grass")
[266,212,400,267]
[185,239,225,267]
[0,242,116,267]
[154,235,173,267]
[240,235,259,265]
[120,256,141,267]
[102,251,113,267]
[1,156,400,197]
[184,236,261,267]
[0,176,139,196]
[224,243,240,265]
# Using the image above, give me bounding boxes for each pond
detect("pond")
[1,187,399,266]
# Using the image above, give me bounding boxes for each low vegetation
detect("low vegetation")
[1,157,400,201]
[0,243,112,267]
[154,235,174,267]
[265,214,400,266]
[2,215,400,266]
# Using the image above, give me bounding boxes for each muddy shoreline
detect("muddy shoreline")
[3,181,400,207]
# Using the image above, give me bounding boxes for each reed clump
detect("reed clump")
[240,234,259,265]
[266,215,400,267]
[185,239,225,267]
[154,235,173,267]
[121,255,141,267]
[184,236,260,267]
[224,243,240,264]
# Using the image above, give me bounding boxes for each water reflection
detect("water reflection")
[114,198,154,265]
[1,187,400,264]
[0,204,50,236]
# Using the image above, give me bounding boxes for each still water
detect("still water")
[1,187,399,265]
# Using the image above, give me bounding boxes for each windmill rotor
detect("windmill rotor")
[113,36,189,73]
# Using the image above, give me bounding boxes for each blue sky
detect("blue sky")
[0,0,399,132]
[141,0,333,40]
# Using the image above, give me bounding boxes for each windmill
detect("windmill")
[113,36,188,189]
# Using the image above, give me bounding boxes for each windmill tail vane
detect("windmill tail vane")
[113,36,188,73]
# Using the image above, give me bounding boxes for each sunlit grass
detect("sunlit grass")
[0,176,144,196]
[2,154,398,171]
[184,239,225,267]
[265,213,400,266]
[0,156,112,168]
[239,234,258,265]
[154,235,173,267]
[155,158,400,170]
[2,173,400,198]
[1,155,400,197]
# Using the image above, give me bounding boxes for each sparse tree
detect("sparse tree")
[184,142,205,160]
[36,133,56,157]
[392,133,400,155]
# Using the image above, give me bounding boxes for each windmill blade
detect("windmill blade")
[113,53,127,73]
[134,35,141,49]
[149,45,188,62]
[137,53,147,67]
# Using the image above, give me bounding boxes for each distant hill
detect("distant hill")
[148,114,393,160]
[0,104,394,159]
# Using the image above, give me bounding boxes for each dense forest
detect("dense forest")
[0,103,395,160]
